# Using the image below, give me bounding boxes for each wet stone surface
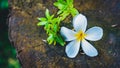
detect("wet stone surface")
[9,0,120,68]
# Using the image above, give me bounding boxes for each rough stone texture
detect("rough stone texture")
[8,0,120,68]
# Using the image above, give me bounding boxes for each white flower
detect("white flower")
[60,14,103,58]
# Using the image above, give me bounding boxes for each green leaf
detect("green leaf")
[60,11,70,20]
[57,10,63,15]
[49,15,54,20]
[66,0,73,4]
[53,24,58,32]
[70,8,79,17]
[52,18,58,23]
[45,9,50,19]
[57,18,61,24]
[58,0,66,5]
[44,23,49,30]
[47,34,54,45]
[37,17,47,21]
[46,24,51,34]
[37,21,47,26]
[53,41,56,45]
[55,35,65,46]
[54,2,65,9]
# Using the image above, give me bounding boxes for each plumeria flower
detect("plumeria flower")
[60,14,103,58]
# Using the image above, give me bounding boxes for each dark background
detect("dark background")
[0,0,20,68]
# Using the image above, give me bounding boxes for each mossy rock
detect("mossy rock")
[8,0,120,68]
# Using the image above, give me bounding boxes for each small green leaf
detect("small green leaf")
[47,34,54,45]
[47,34,53,40]
[37,17,47,21]
[54,0,67,15]
[49,39,54,45]
[70,8,79,17]
[56,35,65,46]
[67,0,73,4]
[37,21,47,26]
[44,23,49,30]
[60,11,70,20]
[45,9,50,19]
[58,0,66,5]
[54,2,65,10]
[46,24,51,34]
[53,41,56,45]
[57,10,63,15]
[57,18,61,25]
[49,15,54,20]
[52,18,58,23]
[53,24,58,32]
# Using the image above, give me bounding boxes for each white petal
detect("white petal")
[65,40,80,58]
[73,14,87,32]
[60,27,76,41]
[85,26,103,41]
[81,39,98,57]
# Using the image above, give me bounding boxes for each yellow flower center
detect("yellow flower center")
[75,30,86,41]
